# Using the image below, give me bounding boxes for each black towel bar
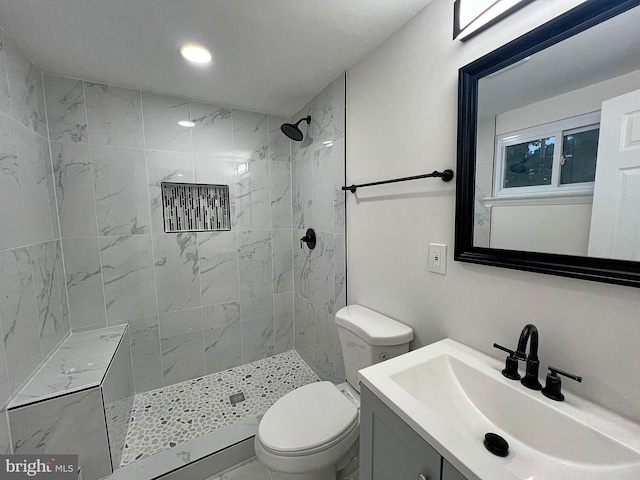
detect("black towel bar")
[341,169,454,193]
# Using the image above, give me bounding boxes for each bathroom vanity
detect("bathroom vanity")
[358,339,640,480]
[360,384,467,480]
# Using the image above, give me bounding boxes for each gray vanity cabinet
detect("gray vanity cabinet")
[360,385,469,480]
[360,385,441,480]
[442,460,468,480]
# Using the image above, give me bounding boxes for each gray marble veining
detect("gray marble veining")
[311,145,335,233]
[309,231,335,315]
[268,115,291,163]
[2,32,46,136]
[0,410,10,454]
[293,228,312,301]
[43,75,87,143]
[294,293,316,367]
[142,93,191,152]
[153,233,201,313]
[0,247,41,392]
[128,315,163,393]
[271,229,293,294]
[292,154,313,230]
[159,308,205,385]
[146,149,195,234]
[92,145,150,236]
[309,83,333,148]
[235,160,271,231]
[85,82,143,148]
[102,328,134,469]
[14,124,55,245]
[203,302,242,374]
[62,237,107,330]
[232,109,268,163]
[52,141,99,238]
[190,101,232,156]
[238,230,273,299]
[99,235,156,324]
[10,388,112,480]
[0,112,28,252]
[31,240,66,357]
[291,73,346,383]
[240,296,275,363]
[199,231,240,307]
[15,352,113,404]
[0,342,11,408]
[0,32,11,116]
[274,292,294,354]
[314,311,344,384]
[9,325,126,408]
[269,161,292,229]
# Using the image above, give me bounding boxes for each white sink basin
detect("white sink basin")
[358,338,640,480]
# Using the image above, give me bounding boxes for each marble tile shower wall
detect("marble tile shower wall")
[44,74,295,394]
[292,74,347,384]
[0,27,70,453]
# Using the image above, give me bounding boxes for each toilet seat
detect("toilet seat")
[258,381,359,456]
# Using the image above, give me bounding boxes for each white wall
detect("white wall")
[495,69,640,135]
[347,0,640,422]
[490,204,592,255]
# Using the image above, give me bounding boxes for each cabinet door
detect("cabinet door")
[360,385,441,480]
[442,459,469,480]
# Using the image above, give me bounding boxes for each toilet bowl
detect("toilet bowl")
[255,305,413,479]
[255,381,359,479]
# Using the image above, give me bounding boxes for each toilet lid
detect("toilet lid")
[258,381,359,455]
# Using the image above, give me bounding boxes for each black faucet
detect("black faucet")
[515,324,542,390]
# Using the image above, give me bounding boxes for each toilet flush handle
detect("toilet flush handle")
[417,474,429,480]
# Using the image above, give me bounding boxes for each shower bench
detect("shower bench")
[6,325,134,480]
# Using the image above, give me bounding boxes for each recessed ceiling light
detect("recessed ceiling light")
[180,44,212,64]
[178,120,196,128]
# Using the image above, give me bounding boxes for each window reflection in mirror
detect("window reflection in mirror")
[472,3,640,260]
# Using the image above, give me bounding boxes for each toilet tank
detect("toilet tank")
[335,305,413,392]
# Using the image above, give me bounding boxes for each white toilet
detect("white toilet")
[255,305,414,480]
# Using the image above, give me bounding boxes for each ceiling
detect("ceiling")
[478,4,640,117]
[0,0,432,117]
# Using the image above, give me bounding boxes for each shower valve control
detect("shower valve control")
[300,228,316,250]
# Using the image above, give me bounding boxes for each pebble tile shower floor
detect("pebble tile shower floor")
[120,350,320,466]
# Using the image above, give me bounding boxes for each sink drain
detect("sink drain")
[484,432,509,457]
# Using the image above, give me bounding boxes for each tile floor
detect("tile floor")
[121,350,320,465]
[206,457,284,480]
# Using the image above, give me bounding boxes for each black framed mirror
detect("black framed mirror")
[455,0,640,288]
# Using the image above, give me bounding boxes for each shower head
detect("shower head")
[281,115,311,142]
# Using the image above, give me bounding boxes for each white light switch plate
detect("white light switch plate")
[429,243,447,275]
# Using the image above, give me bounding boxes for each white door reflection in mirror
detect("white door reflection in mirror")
[588,88,640,260]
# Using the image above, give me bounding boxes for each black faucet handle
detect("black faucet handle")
[542,366,582,401]
[493,343,521,380]
[548,366,582,383]
[493,343,515,356]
